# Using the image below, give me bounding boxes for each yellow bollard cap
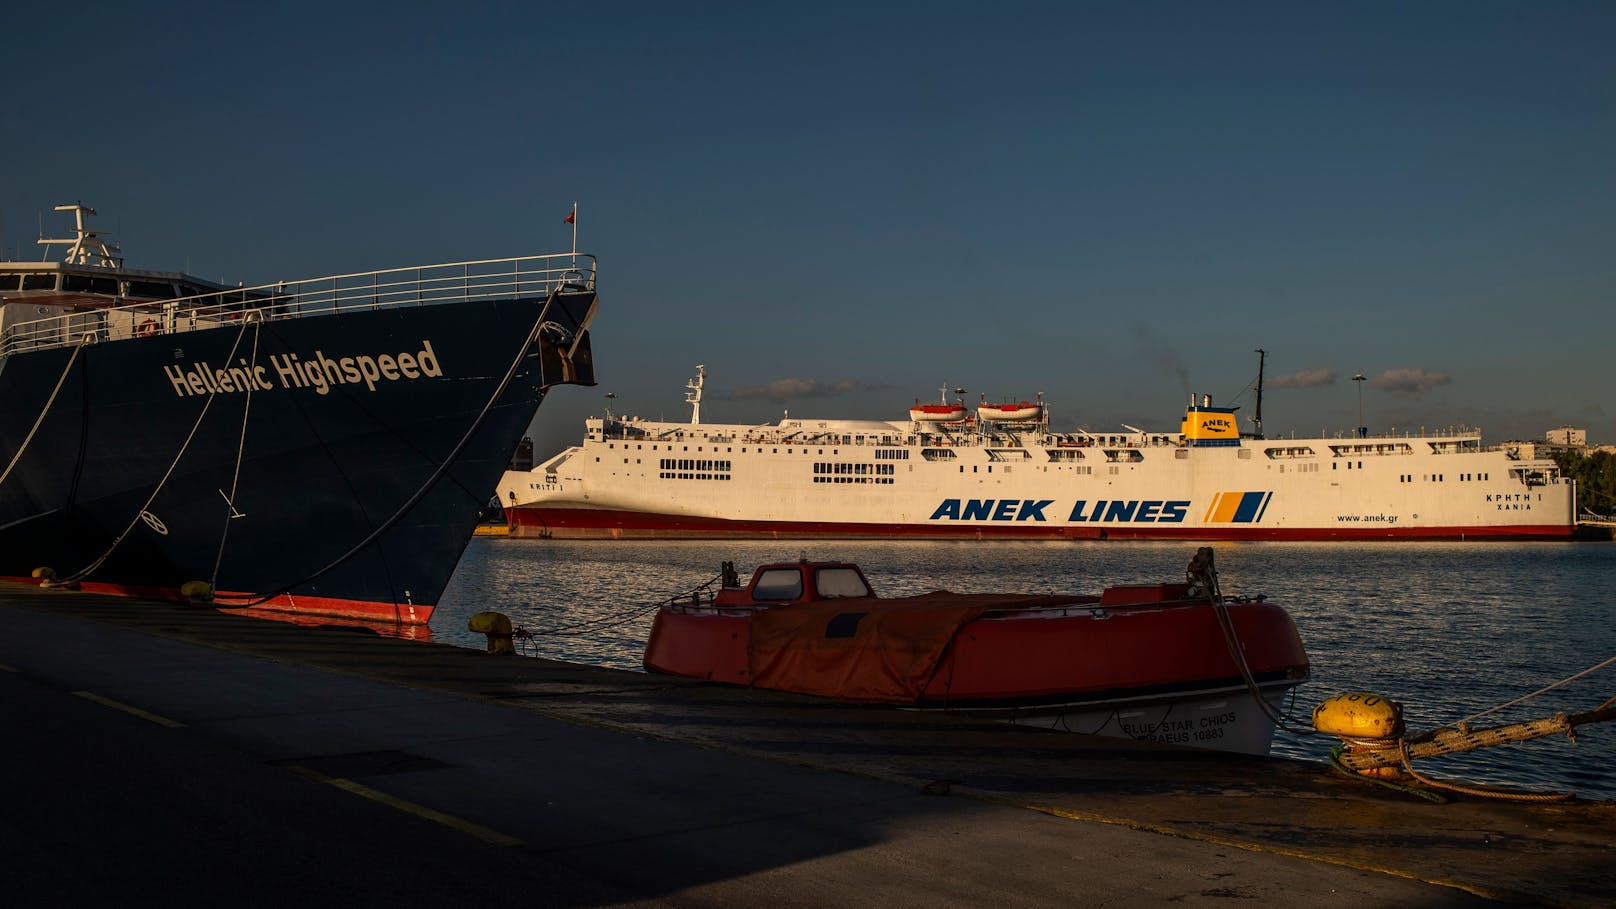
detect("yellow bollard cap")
[468,611,513,636]
[1313,692,1403,738]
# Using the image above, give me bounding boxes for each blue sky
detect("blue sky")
[6,2,1612,454]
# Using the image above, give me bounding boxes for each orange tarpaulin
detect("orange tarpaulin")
[747,592,1085,703]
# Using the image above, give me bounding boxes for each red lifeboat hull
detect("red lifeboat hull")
[909,405,969,422]
[644,581,1309,754]
[977,402,1042,421]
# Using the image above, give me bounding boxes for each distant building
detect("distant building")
[1546,426,1587,447]
[1504,427,1594,460]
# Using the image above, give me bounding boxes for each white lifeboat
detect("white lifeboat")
[978,401,1043,422]
[910,404,969,423]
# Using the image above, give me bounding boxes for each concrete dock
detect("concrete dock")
[2,581,1611,908]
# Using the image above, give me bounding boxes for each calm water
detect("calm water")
[436,538,1616,800]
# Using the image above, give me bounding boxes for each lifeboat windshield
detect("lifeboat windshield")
[752,568,804,601]
[815,567,871,599]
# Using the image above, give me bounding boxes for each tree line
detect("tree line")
[1551,449,1616,517]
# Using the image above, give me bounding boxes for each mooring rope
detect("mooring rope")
[53,319,254,586]
[0,337,87,493]
[1394,740,1574,802]
[212,289,566,609]
[1189,548,1317,736]
[207,317,264,593]
[1447,652,1616,729]
[511,573,723,654]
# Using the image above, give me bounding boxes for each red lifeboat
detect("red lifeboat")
[644,550,1310,755]
[977,401,1043,422]
[909,403,969,423]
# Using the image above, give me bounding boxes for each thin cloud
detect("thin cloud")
[1268,368,1336,389]
[1372,368,1451,395]
[1130,325,1190,395]
[725,378,868,401]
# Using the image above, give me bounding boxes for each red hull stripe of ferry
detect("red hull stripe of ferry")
[507,508,1569,541]
[1,576,434,625]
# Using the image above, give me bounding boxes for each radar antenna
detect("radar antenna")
[37,202,123,268]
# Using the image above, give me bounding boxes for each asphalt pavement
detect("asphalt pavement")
[2,584,1607,907]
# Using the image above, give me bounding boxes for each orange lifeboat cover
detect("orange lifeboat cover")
[747,591,1078,703]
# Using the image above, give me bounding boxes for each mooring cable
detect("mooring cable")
[0,337,87,493]
[211,289,568,609]
[54,319,254,585]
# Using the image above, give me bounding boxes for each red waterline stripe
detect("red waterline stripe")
[505,507,1572,542]
[0,575,432,625]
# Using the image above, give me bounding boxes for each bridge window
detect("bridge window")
[62,274,120,294]
[22,274,57,290]
[126,279,179,298]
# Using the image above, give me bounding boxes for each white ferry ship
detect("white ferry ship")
[498,365,1574,541]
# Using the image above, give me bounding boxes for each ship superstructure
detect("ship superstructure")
[499,366,1573,541]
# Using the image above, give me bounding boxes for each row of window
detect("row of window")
[657,457,731,481]
[1397,473,1489,482]
[661,458,730,472]
[0,272,201,298]
[812,463,895,476]
[612,442,869,456]
[874,449,910,460]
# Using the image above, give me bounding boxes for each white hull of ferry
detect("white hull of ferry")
[499,373,1575,542]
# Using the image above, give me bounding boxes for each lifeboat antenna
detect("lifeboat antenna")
[685,364,705,425]
[1252,348,1266,439]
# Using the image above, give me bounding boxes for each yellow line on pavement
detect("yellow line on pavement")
[0,662,21,672]
[311,774,523,847]
[71,690,186,728]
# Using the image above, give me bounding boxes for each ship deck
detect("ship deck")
[2,581,1610,907]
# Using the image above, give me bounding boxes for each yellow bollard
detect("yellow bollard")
[467,611,515,655]
[1313,692,1407,779]
[180,580,213,600]
[1312,692,1403,739]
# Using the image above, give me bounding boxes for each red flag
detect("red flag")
[563,211,575,224]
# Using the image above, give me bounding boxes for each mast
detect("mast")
[37,202,123,268]
[1252,348,1265,440]
[685,364,705,425]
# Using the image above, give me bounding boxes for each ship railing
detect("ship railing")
[0,253,596,358]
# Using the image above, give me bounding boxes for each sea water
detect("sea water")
[437,538,1616,800]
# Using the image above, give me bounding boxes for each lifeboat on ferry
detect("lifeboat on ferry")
[977,401,1043,422]
[644,550,1310,755]
[909,403,969,423]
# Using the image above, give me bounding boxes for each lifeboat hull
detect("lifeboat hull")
[909,406,968,422]
[644,592,1308,756]
[977,404,1042,421]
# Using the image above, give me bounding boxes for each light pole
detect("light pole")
[1353,373,1366,438]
